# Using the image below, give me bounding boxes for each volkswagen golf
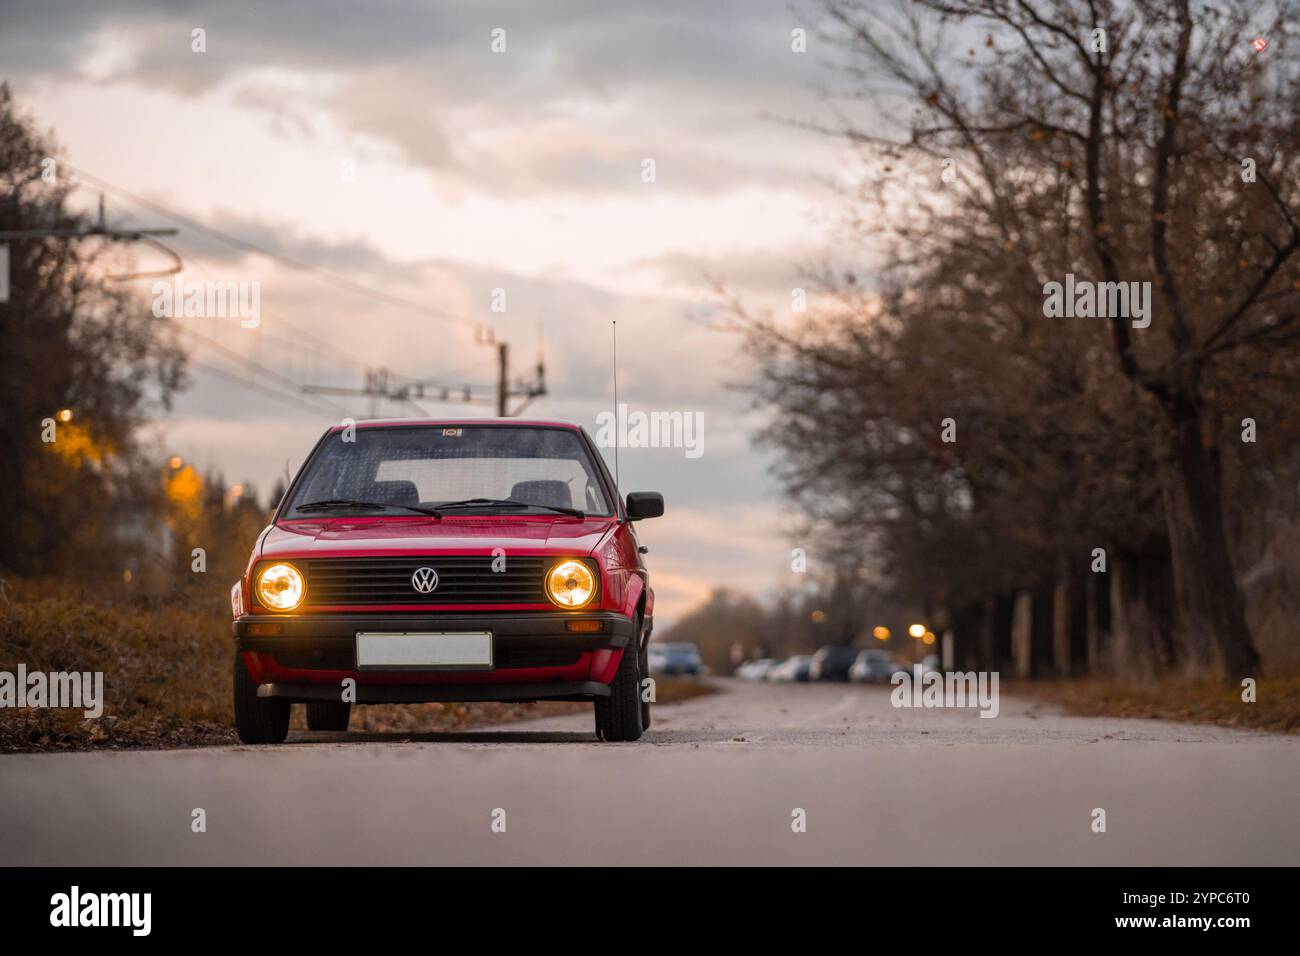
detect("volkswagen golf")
[230,420,663,743]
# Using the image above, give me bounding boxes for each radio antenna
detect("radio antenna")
[612,320,620,489]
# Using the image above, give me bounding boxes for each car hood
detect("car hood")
[260,515,615,559]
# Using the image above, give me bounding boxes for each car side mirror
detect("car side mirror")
[625,492,664,521]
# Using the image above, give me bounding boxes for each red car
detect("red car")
[230,419,663,743]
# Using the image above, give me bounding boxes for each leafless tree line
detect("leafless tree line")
[740,1,1300,679]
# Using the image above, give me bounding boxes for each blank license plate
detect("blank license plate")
[355,632,494,671]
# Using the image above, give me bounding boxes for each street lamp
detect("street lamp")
[908,623,926,639]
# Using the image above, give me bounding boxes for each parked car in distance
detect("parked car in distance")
[735,658,777,681]
[650,642,702,676]
[850,649,898,683]
[890,654,943,681]
[768,654,813,682]
[809,644,859,682]
[230,418,664,744]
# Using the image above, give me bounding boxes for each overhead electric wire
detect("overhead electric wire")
[387,357,497,385]
[64,161,482,330]
[127,217,468,395]
[173,325,352,418]
[187,360,343,416]
[170,245,504,408]
[143,249,357,417]
[74,170,514,418]
[176,246,376,366]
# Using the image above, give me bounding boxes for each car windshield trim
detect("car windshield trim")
[279,424,615,521]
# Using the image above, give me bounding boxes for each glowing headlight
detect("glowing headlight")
[546,560,596,609]
[256,563,305,611]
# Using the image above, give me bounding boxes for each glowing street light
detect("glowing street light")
[908,623,926,639]
[56,408,73,423]
[922,630,937,646]
[872,626,891,641]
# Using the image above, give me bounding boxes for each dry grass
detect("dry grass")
[0,580,712,752]
[1013,673,1300,734]
[0,589,234,751]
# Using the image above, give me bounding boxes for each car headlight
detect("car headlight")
[545,559,596,609]
[256,563,305,611]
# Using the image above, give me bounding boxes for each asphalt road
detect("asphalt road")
[1,678,1296,865]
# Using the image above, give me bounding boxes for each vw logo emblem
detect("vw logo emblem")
[411,567,439,593]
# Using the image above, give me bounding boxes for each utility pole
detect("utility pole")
[0,193,179,302]
[304,335,545,419]
[497,342,508,416]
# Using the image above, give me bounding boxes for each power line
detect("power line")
[158,252,461,420]
[387,357,497,385]
[63,162,483,331]
[141,220,498,399]
[188,360,343,416]
[62,165,549,417]
[174,325,352,417]
[174,245,376,366]
[166,248,373,379]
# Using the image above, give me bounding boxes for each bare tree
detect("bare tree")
[743,0,1300,678]
[0,84,187,574]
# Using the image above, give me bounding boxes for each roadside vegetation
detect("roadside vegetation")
[1014,675,1300,735]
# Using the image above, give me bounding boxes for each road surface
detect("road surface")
[1,679,1296,865]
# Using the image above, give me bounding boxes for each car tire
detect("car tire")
[305,701,351,732]
[233,653,290,744]
[595,632,644,742]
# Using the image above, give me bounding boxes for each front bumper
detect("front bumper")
[255,680,613,704]
[233,610,636,700]
[235,610,634,649]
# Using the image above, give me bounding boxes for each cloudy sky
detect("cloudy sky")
[4,0,866,625]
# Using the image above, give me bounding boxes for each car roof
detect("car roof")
[325,417,584,434]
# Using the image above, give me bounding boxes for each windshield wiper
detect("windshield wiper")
[294,499,442,516]
[432,498,585,518]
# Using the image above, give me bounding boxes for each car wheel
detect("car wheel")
[233,653,290,744]
[594,632,645,742]
[305,700,351,732]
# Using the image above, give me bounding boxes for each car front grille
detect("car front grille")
[299,555,553,606]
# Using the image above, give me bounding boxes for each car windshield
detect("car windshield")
[285,425,614,517]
